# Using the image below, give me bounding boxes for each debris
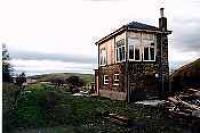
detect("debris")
[73,91,90,97]
[72,93,84,97]
[104,113,129,125]
[135,100,166,107]
[166,88,200,123]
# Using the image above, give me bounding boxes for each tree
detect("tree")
[14,72,27,106]
[66,76,85,93]
[15,72,26,86]
[2,44,13,82]
[50,78,65,89]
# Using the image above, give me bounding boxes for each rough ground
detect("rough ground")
[3,83,194,133]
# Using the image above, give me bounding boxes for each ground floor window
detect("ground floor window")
[113,74,119,85]
[104,75,109,85]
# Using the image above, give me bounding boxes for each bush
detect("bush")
[3,83,19,132]
[66,76,85,93]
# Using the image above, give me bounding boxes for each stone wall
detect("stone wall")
[99,90,127,100]
[128,62,160,100]
[98,63,126,93]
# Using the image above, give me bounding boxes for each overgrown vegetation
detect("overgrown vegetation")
[3,83,188,133]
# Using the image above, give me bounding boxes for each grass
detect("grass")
[3,83,189,133]
[29,72,94,84]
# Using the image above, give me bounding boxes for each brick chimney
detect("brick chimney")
[159,8,167,31]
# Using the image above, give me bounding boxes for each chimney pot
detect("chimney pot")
[159,8,167,31]
[160,8,164,17]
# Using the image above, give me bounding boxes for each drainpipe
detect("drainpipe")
[125,29,130,103]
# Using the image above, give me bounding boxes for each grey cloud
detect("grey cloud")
[10,50,97,64]
[171,17,200,55]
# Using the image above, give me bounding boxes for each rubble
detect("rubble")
[165,88,200,123]
[135,100,166,107]
[104,113,129,126]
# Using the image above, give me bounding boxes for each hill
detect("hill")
[28,73,94,84]
[170,58,200,90]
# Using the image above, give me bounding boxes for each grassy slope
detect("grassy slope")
[3,83,188,133]
[170,58,200,89]
[170,58,200,78]
[29,73,94,84]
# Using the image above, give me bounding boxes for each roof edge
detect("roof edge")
[95,25,127,45]
[128,27,172,34]
[95,25,172,45]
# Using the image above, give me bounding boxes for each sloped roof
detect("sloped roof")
[127,21,160,31]
[95,21,171,45]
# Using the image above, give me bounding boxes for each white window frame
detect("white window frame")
[100,48,107,66]
[143,40,156,62]
[104,75,109,85]
[128,38,142,62]
[115,39,126,63]
[113,74,119,86]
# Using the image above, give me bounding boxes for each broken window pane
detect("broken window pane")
[151,43,154,46]
[144,47,149,60]
[135,48,140,60]
[129,45,134,59]
[119,47,122,61]
[122,46,125,60]
[150,48,155,60]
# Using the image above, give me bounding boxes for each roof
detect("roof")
[127,21,160,31]
[95,21,171,45]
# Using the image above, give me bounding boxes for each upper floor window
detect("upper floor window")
[128,39,141,61]
[100,48,107,65]
[116,39,125,62]
[143,40,156,61]
[128,34,156,62]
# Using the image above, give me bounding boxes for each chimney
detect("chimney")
[159,8,167,31]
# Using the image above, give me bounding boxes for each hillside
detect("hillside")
[28,73,94,84]
[170,58,200,90]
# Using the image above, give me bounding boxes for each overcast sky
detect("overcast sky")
[0,0,200,75]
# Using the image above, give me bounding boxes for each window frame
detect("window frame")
[115,39,126,63]
[128,38,142,62]
[103,75,109,85]
[142,40,156,62]
[99,48,107,66]
[113,74,119,86]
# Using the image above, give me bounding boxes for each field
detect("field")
[3,83,190,133]
[29,73,94,84]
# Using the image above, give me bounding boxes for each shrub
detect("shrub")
[66,76,85,93]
